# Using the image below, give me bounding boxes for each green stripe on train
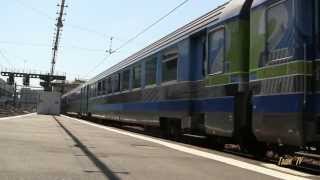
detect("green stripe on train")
[250,61,312,79]
[205,74,230,85]
[205,72,247,86]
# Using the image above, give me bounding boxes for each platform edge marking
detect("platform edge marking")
[61,115,312,180]
[0,113,36,120]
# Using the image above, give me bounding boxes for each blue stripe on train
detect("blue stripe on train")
[252,93,304,113]
[306,93,320,113]
[192,96,234,112]
[95,100,191,112]
[93,94,320,114]
[94,96,234,113]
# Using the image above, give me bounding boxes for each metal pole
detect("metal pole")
[303,43,307,106]
[50,0,67,76]
[13,83,17,107]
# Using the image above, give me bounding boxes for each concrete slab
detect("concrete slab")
[0,114,317,180]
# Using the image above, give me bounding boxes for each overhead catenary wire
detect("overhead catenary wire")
[0,49,13,67]
[84,54,111,78]
[0,40,106,52]
[12,0,190,80]
[2,52,41,71]
[66,24,121,41]
[12,0,189,52]
[1,50,53,72]
[86,0,190,79]
[113,0,190,53]
[0,41,50,48]
[0,47,45,71]
[12,0,121,41]
[13,0,54,20]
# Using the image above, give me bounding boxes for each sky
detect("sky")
[1,0,226,87]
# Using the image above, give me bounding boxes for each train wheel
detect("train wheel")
[170,120,181,139]
[160,118,181,139]
[206,135,224,150]
[242,141,267,158]
[235,128,267,158]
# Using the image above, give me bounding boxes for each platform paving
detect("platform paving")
[0,114,317,180]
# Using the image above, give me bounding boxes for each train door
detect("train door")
[189,32,206,134]
[80,85,89,115]
[80,87,85,115]
[314,0,320,55]
[310,0,320,144]
[85,85,89,115]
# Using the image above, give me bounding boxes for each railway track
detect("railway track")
[67,114,320,175]
[0,105,34,118]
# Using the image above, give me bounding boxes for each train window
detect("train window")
[146,58,157,85]
[132,64,141,89]
[113,74,120,92]
[91,84,94,97]
[122,69,130,91]
[266,0,293,62]
[202,39,207,77]
[94,83,98,97]
[88,85,91,97]
[107,77,112,94]
[96,83,98,96]
[162,48,178,82]
[98,81,102,95]
[102,80,106,95]
[208,28,225,75]
[90,84,94,97]
[93,84,95,97]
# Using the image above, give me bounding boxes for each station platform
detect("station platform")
[0,114,317,180]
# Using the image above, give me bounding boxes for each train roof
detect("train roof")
[63,0,248,97]
[251,0,268,8]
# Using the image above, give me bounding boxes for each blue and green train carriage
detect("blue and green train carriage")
[62,0,320,151]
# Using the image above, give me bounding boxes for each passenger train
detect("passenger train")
[62,0,320,152]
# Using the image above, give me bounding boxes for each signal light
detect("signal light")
[23,75,30,86]
[7,74,14,85]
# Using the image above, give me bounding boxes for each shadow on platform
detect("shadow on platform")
[53,116,123,180]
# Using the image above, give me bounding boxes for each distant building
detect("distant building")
[0,78,14,105]
[19,88,42,105]
[52,79,85,94]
